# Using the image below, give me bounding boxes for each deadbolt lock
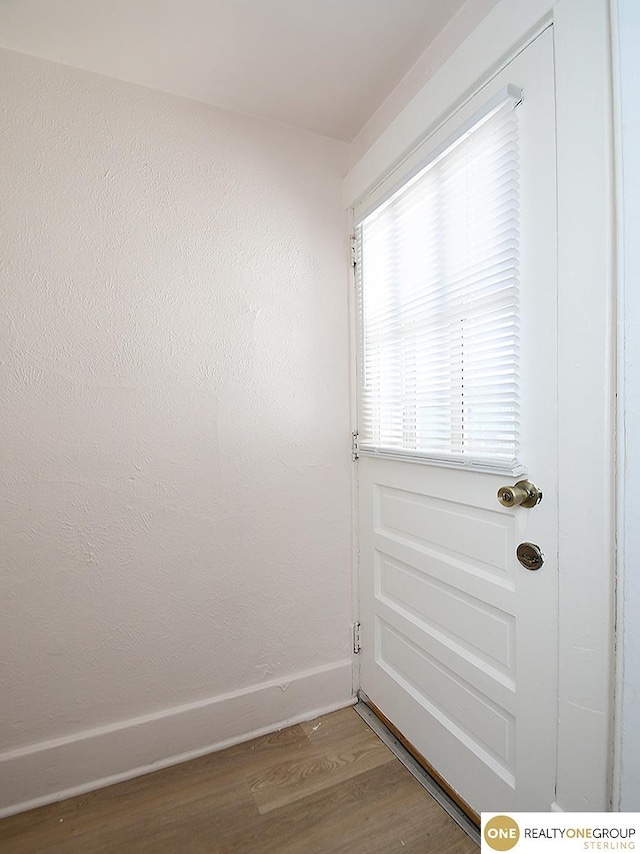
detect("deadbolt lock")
[497,480,542,508]
[516,542,545,570]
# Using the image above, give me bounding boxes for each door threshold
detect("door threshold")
[355,694,481,847]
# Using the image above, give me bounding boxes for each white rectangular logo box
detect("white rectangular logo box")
[481,813,640,853]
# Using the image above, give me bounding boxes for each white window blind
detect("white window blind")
[355,94,521,473]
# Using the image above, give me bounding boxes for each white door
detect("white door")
[357,29,557,814]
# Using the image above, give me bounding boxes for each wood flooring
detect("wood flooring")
[0,706,479,853]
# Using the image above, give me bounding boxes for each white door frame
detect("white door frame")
[611,0,640,812]
[345,0,615,812]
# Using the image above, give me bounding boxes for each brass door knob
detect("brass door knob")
[497,480,542,508]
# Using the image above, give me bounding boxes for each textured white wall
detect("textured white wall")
[0,47,352,809]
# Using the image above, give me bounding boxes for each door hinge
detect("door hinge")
[350,234,357,268]
[351,430,359,461]
[352,621,361,654]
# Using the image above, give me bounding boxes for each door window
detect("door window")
[356,93,522,473]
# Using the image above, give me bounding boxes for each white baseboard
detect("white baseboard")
[0,659,354,818]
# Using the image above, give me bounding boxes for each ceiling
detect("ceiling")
[0,0,469,140]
